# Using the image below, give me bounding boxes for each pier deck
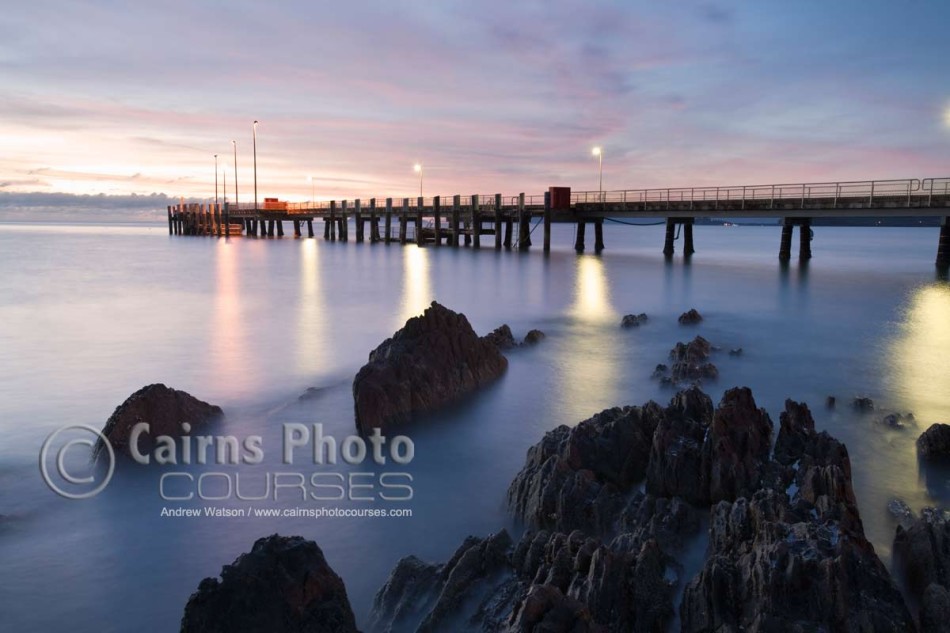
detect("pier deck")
[168,177,950,267]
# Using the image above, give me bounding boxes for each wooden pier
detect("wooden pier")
[169,177,950,267]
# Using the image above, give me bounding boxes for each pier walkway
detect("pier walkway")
[168,176,950,267]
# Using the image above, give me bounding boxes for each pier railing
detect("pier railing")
[569,177,950,208]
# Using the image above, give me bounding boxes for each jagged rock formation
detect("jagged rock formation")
[96,383,221,458]
[353,302,508,434]
[181,535,358,633]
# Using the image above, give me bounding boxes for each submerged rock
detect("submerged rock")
[678,308,703,325]
[882,411,915,430]
[96,384,221,459]
[852,396,875,412]
[181,534,358,633]
[523,329,546,345]
[728,347,743,356]
[918,423,950,461]
[621,313,648,328]
[352,302,507,434]
[826,395,837,410]
[653,336,719,386]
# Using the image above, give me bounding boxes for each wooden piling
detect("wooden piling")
[355,199,364,243]
[504,216,513,249]
[594,219,605,253]
[575,220,587,252]
[324,219,330,240]
[683,218,694,256]
[494,194,503,250]
[416,197,424,246]
[433,196,442,246]
[543,192,551,253]
[452,195,461,247]
[517,194,528,250]
[385,198,393,244]
[370,198,379,243]
[168,206,173,234]
[779,220,793,261]
[276,220,284,237]
[472,194,481,249]
[293,220,301,237]
[663,218,675,256]
[340,200,349,242]
[799,218,812,260]
[937,218,950,268]
[329,201,337,240]
[399,199,409,244]
[307,220,314,238]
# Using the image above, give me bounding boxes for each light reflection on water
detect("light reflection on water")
[0,222,948,631]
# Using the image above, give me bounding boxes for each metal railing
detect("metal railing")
[219,177,949,215]
[570,177,950,209]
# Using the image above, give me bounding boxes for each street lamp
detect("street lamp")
[308,175,315,208]
[232,140,238,209]
[414,163,423,197]
[252,120,259,211]
[591,147,603,200]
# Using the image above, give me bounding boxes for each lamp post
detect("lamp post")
[253,120,259,211]
[308,175,315,208]
[414,163,423,197]
[232,140,238,208]
[591,147,603,201]
[214,154,218,210]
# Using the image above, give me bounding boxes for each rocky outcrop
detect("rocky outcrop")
[506,403,665,536]
[96,383,221,458]
[852,396,875,412]
[894,508,950,603]
[681,489,914,632]
[372,528,678,633]
[678,308,703,325]
[919,424,950,461]
[181,534,358,633]
[652,336,719,386]
[373,388,916,633]
[621,313,648,328]
[484,324,517,350]
[353,302,508,434]
[682,398,913,631]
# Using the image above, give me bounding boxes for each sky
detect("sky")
[1,0,949,211]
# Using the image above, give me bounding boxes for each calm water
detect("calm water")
[0,220,948,631]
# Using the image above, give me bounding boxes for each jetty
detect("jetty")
[168,177,950,267]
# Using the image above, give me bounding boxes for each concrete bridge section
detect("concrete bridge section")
[168,177,950,268]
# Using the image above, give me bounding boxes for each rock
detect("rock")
[826,395,837,409]
[774,398,816,466]
[483,324,517,350]
[352,302,507,434]
[882,412,914,429]
[703,387,773,504]
[372,530,513,633]
[299,386,328,401]
[650,364,668,378]
[728,347,743,356]
[919,424,950,461]
[665,336,718,383]
[506,403,664,536]
[921,583,950,633]
[678,308,703,325]
[373,528,678,633]
[888,498,917,528]
[894,508,950,598]
[180,534,357,633]
[96,384,222,459]
[681,490,915,632]
[852,396,875,412]
[523,329,546,345]
[646,387,714,505]
[670,336,712,364]
[621,313,648,328]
